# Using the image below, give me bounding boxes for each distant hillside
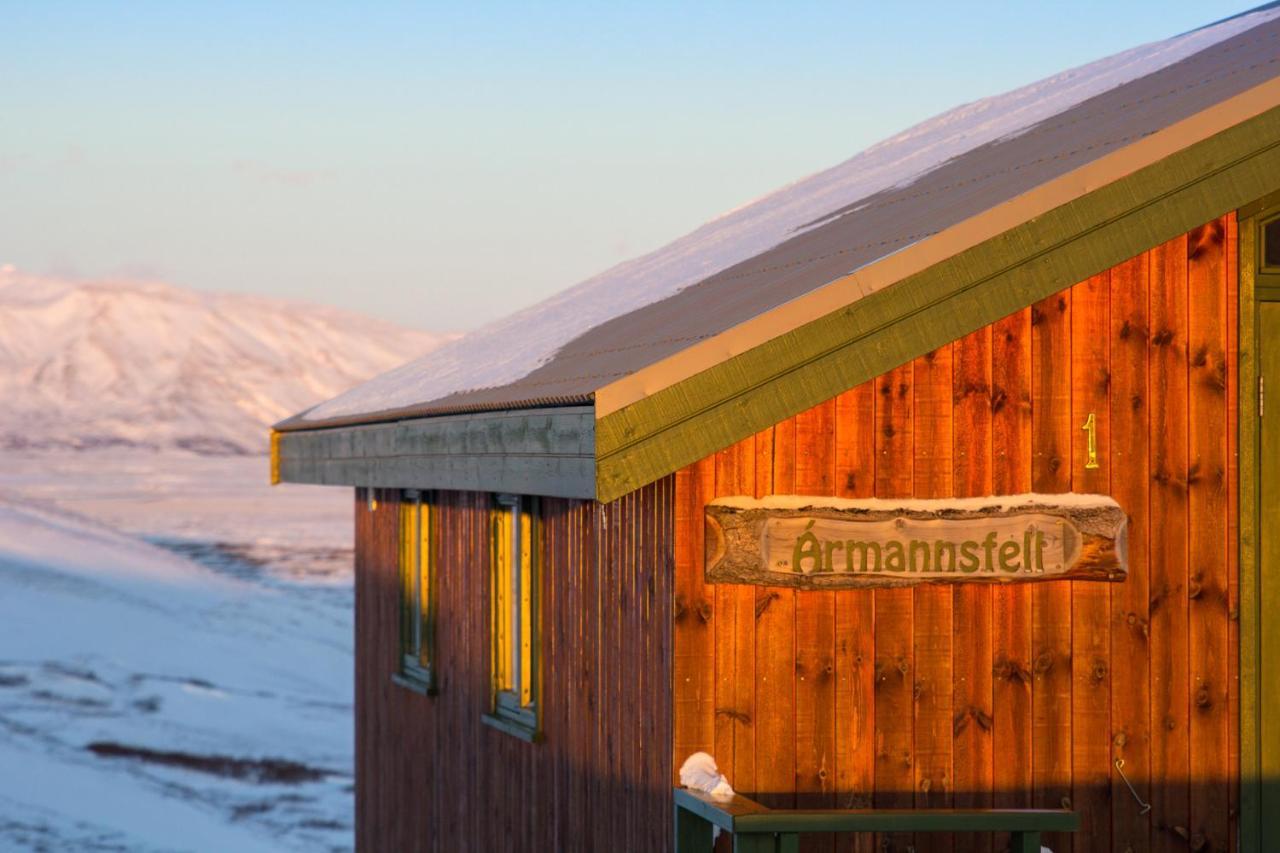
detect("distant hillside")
[0,268,452,454]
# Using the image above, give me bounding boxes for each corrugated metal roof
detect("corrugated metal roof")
[279,6,1280,433]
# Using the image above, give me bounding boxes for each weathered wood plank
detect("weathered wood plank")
[1149,233,1190,853]
[675,460,718,777]
[1187,217,1231,853]
[1031,289,1073,853]
[1109,253,1153,853]
[714,446,741,796]
[951,326,994,853]
[794,400,837,853]
[1070,271,1113,852]
[991,307,1035,853]
[1225,211,1240,853]
[730,439,759,801]
[913,347,955,853]
[833,381,876,853]
[756,417,798,809]
[874,364,915,852]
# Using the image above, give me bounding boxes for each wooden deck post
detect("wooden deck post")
[674,805,713,852]
[732,833,777,852]
[1009,831,1041,853]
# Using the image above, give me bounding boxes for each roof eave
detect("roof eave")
[591,78,1280,503]
[272,405,596,500]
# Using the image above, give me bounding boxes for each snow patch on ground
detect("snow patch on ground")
[302,6,1280,422]
[0,451,355,851]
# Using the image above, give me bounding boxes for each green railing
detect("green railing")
[674,787,1079,853]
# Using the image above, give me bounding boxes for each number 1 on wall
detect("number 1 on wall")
[1081,412,1099,470]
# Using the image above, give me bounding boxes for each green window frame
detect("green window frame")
[483,493,541,740]
[1256,212,1280,299]
[393,489,437,695]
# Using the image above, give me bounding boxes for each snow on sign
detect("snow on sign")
[704,494,1127,589]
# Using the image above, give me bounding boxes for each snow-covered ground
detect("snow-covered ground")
[0,450,355,852]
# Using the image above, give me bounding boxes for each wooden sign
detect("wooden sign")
[704,493,1127,589]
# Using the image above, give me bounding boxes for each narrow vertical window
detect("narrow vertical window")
[1263,214,1280,271]
[485,494,539,739]
[395,490,435,694]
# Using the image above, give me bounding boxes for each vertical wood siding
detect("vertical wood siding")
[354,480,674,852]
[672,215,1240,853]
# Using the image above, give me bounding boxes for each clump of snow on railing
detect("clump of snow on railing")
[679,752,734,800]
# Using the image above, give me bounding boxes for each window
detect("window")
[1264,214,1280,272]
[484,494,540,740]
[394,490,436,694]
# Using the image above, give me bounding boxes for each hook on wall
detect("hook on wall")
[1114,758,1152,815]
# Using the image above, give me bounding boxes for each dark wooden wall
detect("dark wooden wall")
[673,214,1241,853]
[354,480,675,852]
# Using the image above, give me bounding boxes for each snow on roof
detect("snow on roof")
[295,5,1280,427]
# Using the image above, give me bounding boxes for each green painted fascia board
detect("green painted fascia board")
[595,104,1280,503]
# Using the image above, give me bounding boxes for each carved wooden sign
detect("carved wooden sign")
[704,494,1127,589]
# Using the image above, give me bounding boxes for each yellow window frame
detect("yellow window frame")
[487,494,539,739]
[395,490,436,694]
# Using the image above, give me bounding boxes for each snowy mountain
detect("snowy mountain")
[0,267,452,454]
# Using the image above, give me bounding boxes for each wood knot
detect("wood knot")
[1152,328,1175,347]
[993,657,1030,685]
[1195,686,1211,708]
[920,778,931,793]
[1188,578,1202,600]
[1113,731,1128,748]
[1034,651,1054,675]
[1123,611,1151,640]
[844,792,871,809]
[1060,796,1072,810]
[972,706,993,732]
[715,708,751,724]
[990,387,1008,415]
[1091,660,1108,683]
[754,591,779,619]
[696,600,713,623]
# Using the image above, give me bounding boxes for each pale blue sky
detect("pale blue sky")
[0,2,1262,331]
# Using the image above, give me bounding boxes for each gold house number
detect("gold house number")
[1081,412,1099,470]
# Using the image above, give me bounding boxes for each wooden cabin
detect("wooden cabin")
[273,8,1280,851]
